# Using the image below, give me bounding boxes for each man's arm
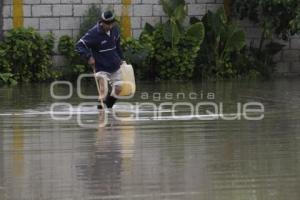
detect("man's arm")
[116,34,124,61]
[75,32,94,61]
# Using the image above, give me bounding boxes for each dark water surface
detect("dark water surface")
[0,79,300,200]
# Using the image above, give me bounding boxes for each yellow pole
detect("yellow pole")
[13,0,24,28]
[121,0,132,38]
[13,117,24,177]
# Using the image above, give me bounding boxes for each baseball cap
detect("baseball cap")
[101,10,116,24]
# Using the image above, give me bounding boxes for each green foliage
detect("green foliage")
[160,0,187,46]
[121,36,154,79]
[44,32,55,53]
[149,23,204,80]
[58,35,77,60]
[196,7,247,79]
[232,0,300,40]
[78,5,102,39]
[0,43,11,74]
[234,42,285,79]
[231,0,300,78]
[58,35,87,81]
[0,27,54,82]
[127,0,205,80]
[291,7,300,33]
[0,73,17,85]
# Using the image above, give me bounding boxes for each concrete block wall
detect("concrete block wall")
[2,0,222,38]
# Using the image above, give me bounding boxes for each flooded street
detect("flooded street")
[0,79,300,200]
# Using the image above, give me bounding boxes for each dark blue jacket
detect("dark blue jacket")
[76,23,124,73]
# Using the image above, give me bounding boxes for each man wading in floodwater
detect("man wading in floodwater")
[76,10,125,109]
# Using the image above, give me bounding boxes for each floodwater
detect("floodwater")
[0,79,300,200]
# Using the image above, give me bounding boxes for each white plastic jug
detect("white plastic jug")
[119,63,136,97]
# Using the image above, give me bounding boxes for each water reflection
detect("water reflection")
[0,80,299,199]
[12,117,24,178]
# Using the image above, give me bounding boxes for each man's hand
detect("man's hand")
[88,56,95,66]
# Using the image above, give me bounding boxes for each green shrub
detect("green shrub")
[121,0,204,80]
[134,0,205,80]
[58,35,87,81]
[121,34,154,79]
[148,24,204,80]
[58,35,77,61]
[44,32,55,54]
[0,43,11,74]
[234,42,285,79]
[0,73,17,85]
[194,7,247,79]
[291,7,300,33]
[231,0,300,78]
[0,27,54,82]
[160,0,187,47]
